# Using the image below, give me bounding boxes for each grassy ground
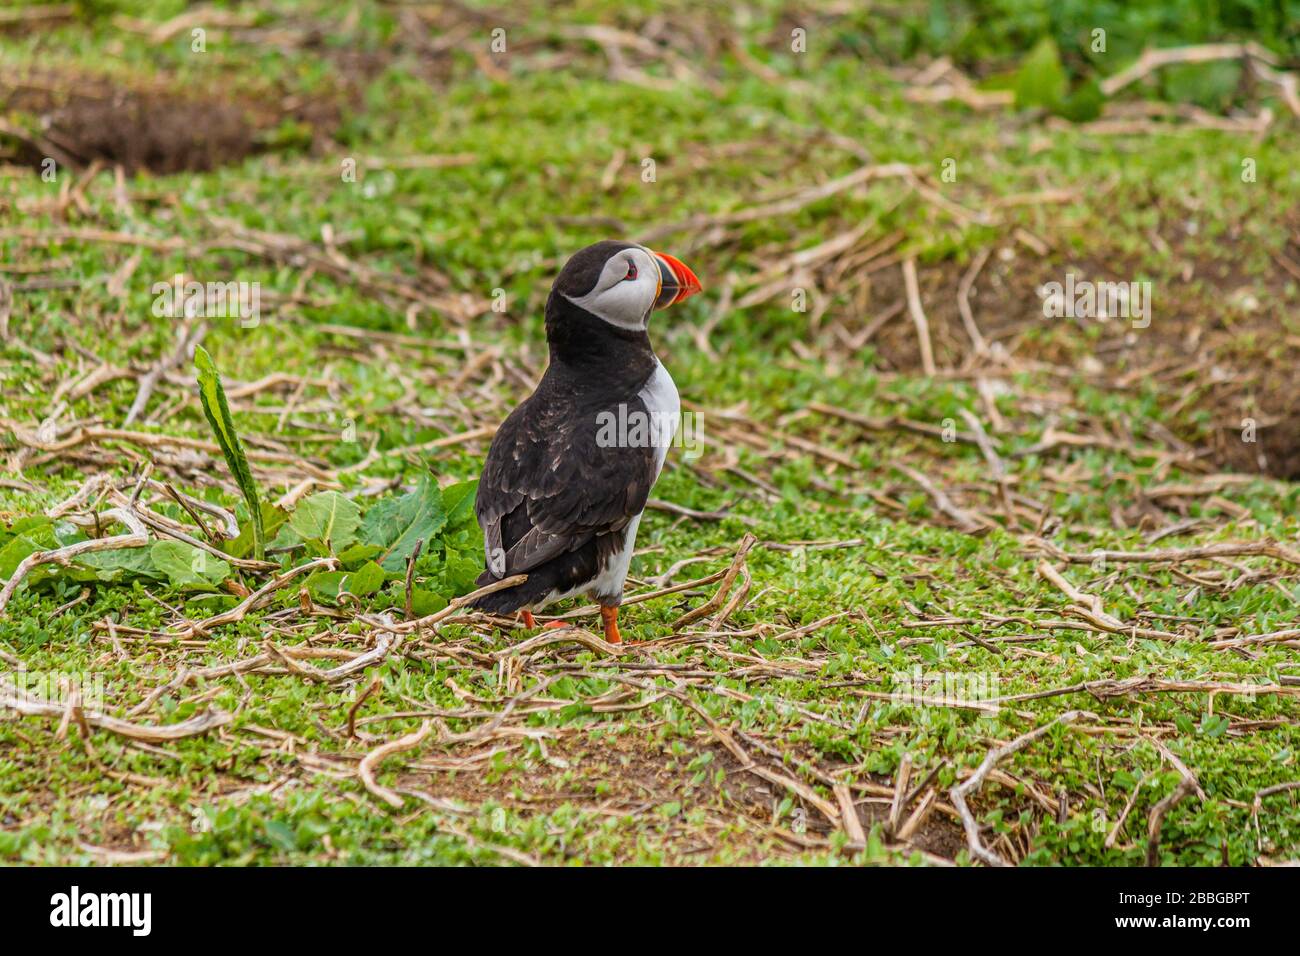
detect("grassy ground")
[2,0,1300,866]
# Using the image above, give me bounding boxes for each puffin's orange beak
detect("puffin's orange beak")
[651,251,702,310]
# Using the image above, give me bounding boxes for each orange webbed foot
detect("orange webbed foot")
[599,605,622,645]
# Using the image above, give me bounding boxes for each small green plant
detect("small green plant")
[1010,37,1105,122]
[194,345,265,560]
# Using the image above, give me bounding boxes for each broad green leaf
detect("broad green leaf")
[289,491,362,553]
[303,570,346,603]
[7,516,53,535]
[150,541,232,589]
[406,588,447,616]
[1056,78,1105,122]
[1014,37,1067,112]
[195,346,264,559]
[53,521,86,546]
[342,560,386,597]
[226,503,287,559]
[76,547,160,582]
[442,546,484,595]
[0,526,59,579]
[360,476,446,572]
[337,542,384,569]
[442,478,479,529]
[267,521,305,552]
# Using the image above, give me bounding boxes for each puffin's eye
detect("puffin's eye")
[623,261,637,281]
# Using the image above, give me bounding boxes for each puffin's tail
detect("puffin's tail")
[463,568,544,615]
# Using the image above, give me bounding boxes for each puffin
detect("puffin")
[467,240,702,643]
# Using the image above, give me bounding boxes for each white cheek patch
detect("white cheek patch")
[562,250,658,330]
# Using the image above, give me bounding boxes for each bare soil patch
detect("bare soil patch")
[0,66,339,175]
[869,237,1300,479]
[398,729,965,861]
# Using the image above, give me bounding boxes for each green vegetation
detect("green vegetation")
[849,0,1300,69]
[1,0,1299,866]
[194,345,265,560]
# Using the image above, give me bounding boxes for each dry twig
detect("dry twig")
[950,711,1089,866]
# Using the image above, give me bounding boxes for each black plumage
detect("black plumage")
[467,241,662,616]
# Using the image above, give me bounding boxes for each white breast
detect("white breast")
[589,512,643,602]
[638,359,680,476]
[588,359,678,603]
[533,359,680,610]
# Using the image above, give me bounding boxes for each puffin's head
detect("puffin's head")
[550,240,702,332]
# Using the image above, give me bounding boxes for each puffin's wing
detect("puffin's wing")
[476,395,658,578]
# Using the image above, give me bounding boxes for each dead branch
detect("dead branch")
[123,320,205,426]
[1100,43,1299,117]
[1145,739,1200,866]
[901,258,937,376]
[638,163,916,243]
[494,627,627,659]
[184,557,338,636]
[1,678,230,742]
[269,623,401,683]
[384,573,528,633]
[1036,561,1125,630]
[1035,539,1300,569]
[359,720,433,808]
[672,533,758,629]
[835,783,867,844]
[956,247,991,357]
[895,464,988,534]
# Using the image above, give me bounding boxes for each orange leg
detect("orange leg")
[599,604,622,644]
[521,610,537,628]
[542,620,570,630]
